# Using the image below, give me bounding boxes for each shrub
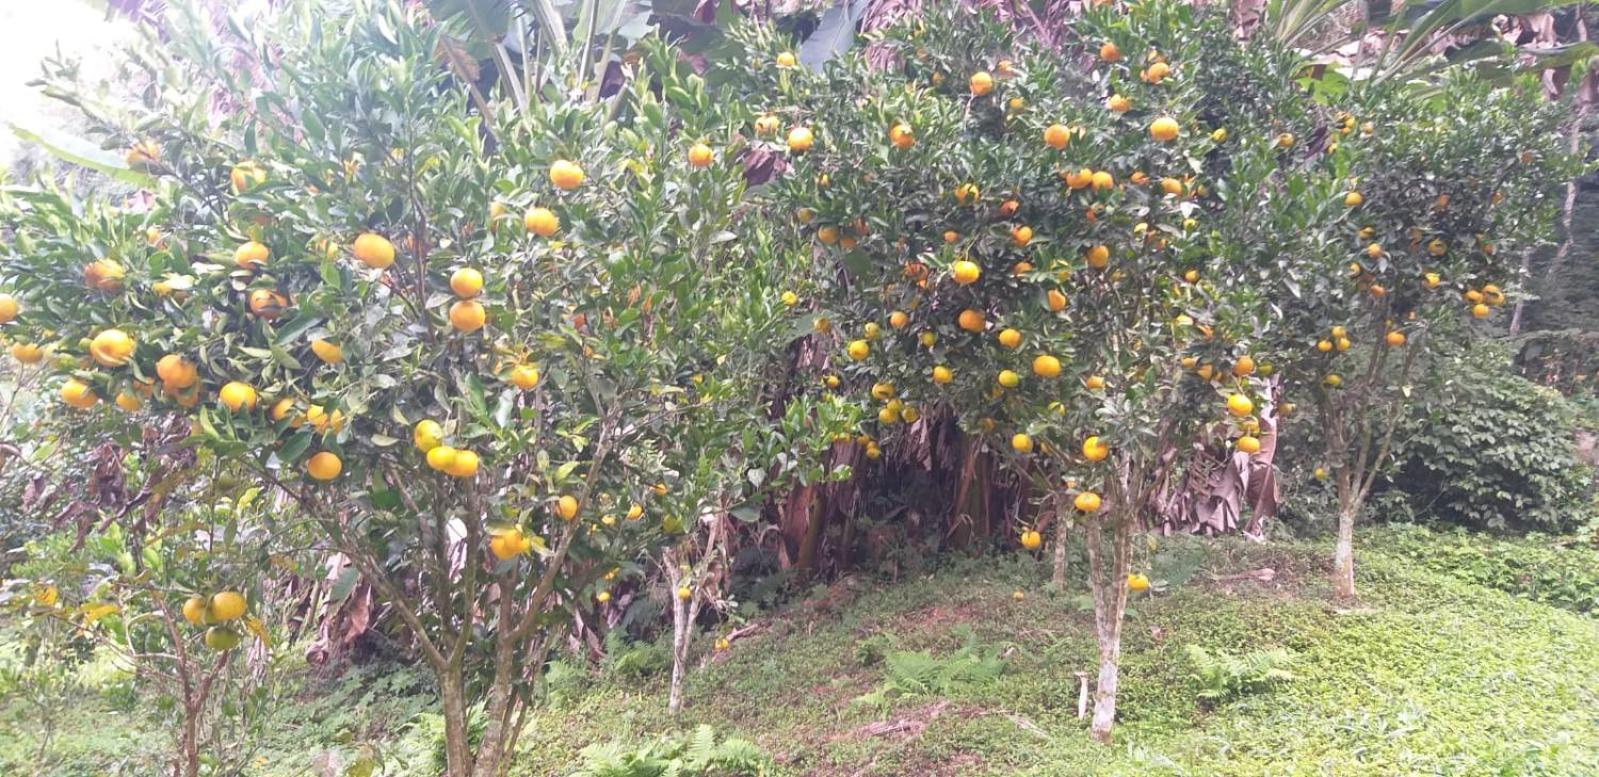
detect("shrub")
[1390,345,1596,532]
[569,725,769,777]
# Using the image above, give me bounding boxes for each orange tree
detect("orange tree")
[1266,76,1577,598]
[716,2,1329,742]
[0,4,795,774]
[2,457,280,777]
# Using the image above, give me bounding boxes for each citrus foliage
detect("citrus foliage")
[0,2,820,772]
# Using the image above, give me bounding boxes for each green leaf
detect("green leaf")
[8,123,157,188]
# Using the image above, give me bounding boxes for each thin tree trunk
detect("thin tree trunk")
[176,702,200,777]
[1332,500,1358,599]
[469,629,519,777]
[668,590,691,715]
[1051,504,1070,589]
[1083,510,1132,744]
[438,669,474,777]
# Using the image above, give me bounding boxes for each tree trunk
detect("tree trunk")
[1083,511,1131,744]
[668,591,691,715]
[176,701,200,777]
[1051,509,1070,590]
[468,635,519,777]
[438,669,474,777]
[1332,502,1357,599]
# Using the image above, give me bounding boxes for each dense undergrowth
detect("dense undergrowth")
[3,528,1597,776]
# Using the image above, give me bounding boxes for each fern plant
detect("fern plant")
[1185,644,1296,708]
[854,628,1007,712]
[569,725,769,777]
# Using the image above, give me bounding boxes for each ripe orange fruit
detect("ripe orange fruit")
[1084,375,1106,390]
[1044,123,1071,150]
[754,114,781,136]
[1091,171,1114,191]
[687,142,714,167]
[89,329,135,368]
[1086,245,1110,269]
[1020,530,1042,550]
[1107,94,1131,113]
[84,259,126,292]
[1386,331,1406,347]
[1275,132,1294,149]
[1344,191,1363,207]
[816,226,840,245]
[210,591,247,621]
[1324,373,1343,388]
[969,71,994,95]
[449,300,486,332]
[60,379,98,409]
[1145,61,1171,82]
[846,340,870,361]
[306,451,343,481]
[1226,393,1254,417]
[450,268,484,298]
[1427,238,1447,256]
[1011,225,1033,247]
[1127,573,1150,592]
[888,311,909,330]
[490,528,529,560]
[888,123,915,149]
[1032,354,1061,378]
[426,445,458,472]
[509,364,540,390]
[157,354,199,389]
[1471,303,1490,319]
[182,596,208,626]
[1100,41,1121,62]
[997,370,1021,388]
[958,309,985,333]
[549,159,585,190]
[310,339,343,365]
[524,207,560,237]
[556,495,580,521]
[218,381,258,412]
[1236,435,1261,455]
[786,127,814,153]
[932,365,953,384]
[413,419,443,452]
[775,52,797,68]
[1149,117,1180,142]
[951,260,981,285]
[1046,289,1068,311]
[1011,433,1034,453]
[1232,355,1256,377]
[234,241,270,269]
[0,293,17,323]
[248,289,290,320]
[955,182,980,204]
[230,161,266,192]
[997,328,1023,349]
[1074,491,1102,512]
[353,233,395,269]
[445,449,479,478]
[10,343,44,364]
[1082,436,1109,462]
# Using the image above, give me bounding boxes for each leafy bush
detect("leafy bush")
[603,631,671,682]
[1390,347,1595,532]
[1184,644,1295,707]
[1376,525,1599,614]
[569,725,768,777]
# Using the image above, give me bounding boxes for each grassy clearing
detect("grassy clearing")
[4,530,1597,776]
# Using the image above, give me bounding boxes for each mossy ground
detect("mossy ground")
[4,529,1597,776]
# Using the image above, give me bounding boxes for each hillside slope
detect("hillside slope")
[516,536,1599,776]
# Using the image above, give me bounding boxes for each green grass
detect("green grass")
[3,530,1597,776]
[515,535,1599,776]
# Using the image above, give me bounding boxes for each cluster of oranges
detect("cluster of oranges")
[181,590,250,651]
